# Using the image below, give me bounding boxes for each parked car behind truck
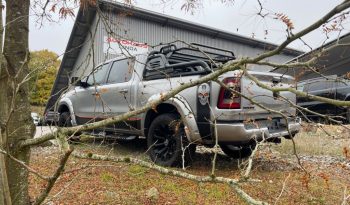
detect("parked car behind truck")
[297,75,350,122]
[56,44,300,166]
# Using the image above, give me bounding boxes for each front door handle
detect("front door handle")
[119,89,128,94]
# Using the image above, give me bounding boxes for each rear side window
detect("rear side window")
[107,59,133,84]
[143,56,206,80]
[335,78,350,88]
[304,80,334,92]
[87,63,110,85]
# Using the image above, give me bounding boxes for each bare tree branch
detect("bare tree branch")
[72,150,268,205]
[32,143,73,205]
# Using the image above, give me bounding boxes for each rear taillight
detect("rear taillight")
[217,77,241,109]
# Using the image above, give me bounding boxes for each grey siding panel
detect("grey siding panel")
[72,15,100,77]
[73,10,294,77]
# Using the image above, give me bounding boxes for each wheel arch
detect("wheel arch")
[57,98,78,126]
[344,94,350,102]
[143,103,178,138]
[58,103,70,114]
[142,95,201,143]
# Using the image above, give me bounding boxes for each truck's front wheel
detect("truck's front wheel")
[58,112,72,127]
[58,112,80,141]
[147,113,195,167]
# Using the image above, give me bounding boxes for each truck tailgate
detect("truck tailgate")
[213,70,296,122]
[241,71,296,116]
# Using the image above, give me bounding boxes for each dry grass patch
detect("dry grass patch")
[273,123,350,157]
[28,123,350,204]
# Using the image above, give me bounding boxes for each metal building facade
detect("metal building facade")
[46,0,302,112]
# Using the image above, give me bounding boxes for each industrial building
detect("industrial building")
[45,0,303,113]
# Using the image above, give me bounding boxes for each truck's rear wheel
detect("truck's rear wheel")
[220,144,255,159]
[147,113,195,167]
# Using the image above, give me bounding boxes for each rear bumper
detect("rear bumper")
[216,118,301,143]
[44,111,60,124]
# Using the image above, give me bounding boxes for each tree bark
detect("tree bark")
[0,1,12,204]
[0,0,34,204]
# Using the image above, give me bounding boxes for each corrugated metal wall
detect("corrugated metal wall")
[72,15,99,78]
[72,10,295,77]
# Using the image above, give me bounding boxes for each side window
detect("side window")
[335,78,350,88]
[306,82,322,92]
[143,56,206,80]
[107,59,133,84]
[305,80,334,92]
[87,63,110,85]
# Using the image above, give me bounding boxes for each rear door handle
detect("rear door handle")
[91,92,99,96]
[119,89,128,94]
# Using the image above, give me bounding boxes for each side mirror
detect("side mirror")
[71,76,92,88]
[76,80,89,88]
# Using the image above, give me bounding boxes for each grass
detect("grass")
[128,164,148,176]
[29,147,349,205]
[28,123,350,204]
[273,123,350,157]
[100,172,114,183]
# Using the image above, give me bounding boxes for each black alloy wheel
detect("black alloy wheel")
[147,113,195,167]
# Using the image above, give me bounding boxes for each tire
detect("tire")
[58,112,81,142]
[346,108,350,124]
[58,112,72,127]
[147,113,196,167]
[284,133,296,140]
[220,144,255,159]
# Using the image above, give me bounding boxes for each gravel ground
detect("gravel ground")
[34,126,57,145]
[34,126,56,138]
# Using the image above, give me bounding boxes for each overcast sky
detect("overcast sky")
[29,0,349,56]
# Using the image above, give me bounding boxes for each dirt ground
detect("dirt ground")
[29,124,350,205]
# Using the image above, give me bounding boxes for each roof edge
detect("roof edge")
[99,0,303,56]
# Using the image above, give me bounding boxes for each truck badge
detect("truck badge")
[198,83,210,105]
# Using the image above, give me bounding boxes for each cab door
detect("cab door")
[99,58,138,134]
[73,63,110,124]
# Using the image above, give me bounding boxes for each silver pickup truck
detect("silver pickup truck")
[57,44,300,166]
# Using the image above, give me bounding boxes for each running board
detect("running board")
[83,131,137,141]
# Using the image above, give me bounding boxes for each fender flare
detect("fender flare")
[345,94,350,102]
[57,98,78,126]
[145,94,202,143]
